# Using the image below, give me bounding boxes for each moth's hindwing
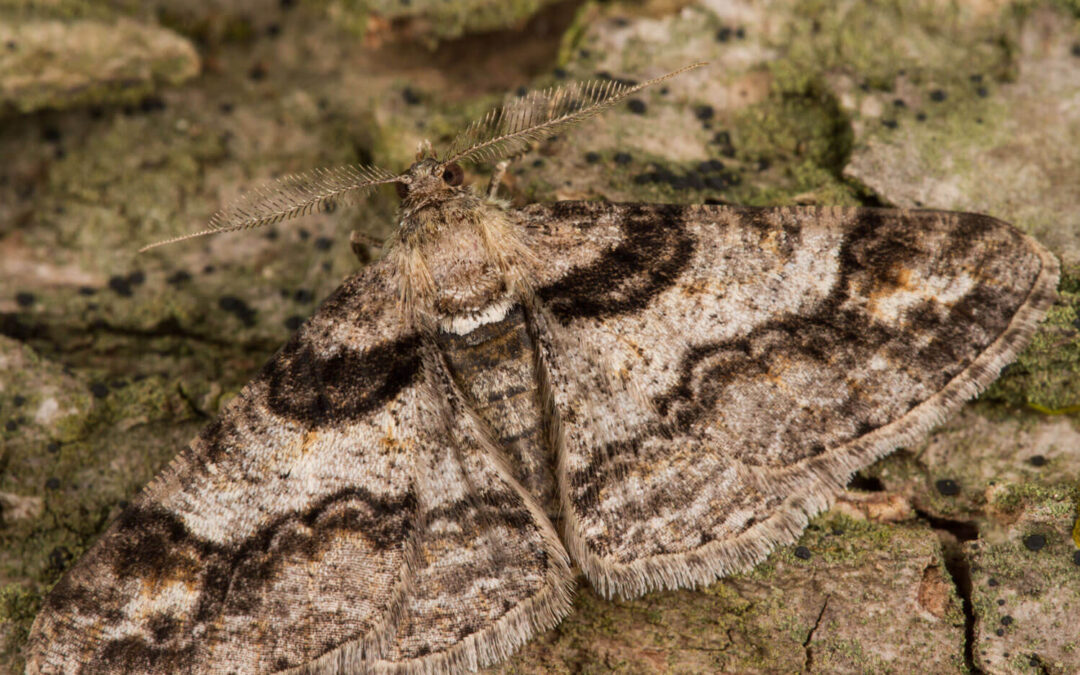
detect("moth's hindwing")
[520,202,1059,598]
[25,261,573,674]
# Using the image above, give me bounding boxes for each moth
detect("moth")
[26,63,1059,674]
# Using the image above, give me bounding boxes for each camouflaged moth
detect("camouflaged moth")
[26,63,1059,674]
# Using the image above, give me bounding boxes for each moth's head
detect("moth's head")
[394,155,466,207]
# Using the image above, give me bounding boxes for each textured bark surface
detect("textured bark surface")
[1,0,1078,672]
[0,15,199,114]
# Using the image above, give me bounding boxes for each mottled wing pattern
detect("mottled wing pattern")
[26,261,572,674]
[520,202,1059,598]
[364,352,573,674]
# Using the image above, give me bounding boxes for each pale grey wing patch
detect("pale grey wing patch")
[525,204,1059,599]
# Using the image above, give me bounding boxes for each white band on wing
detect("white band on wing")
[439,296,515,335]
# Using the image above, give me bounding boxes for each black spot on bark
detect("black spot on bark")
[218,295,256,327]
[166,270,191,285]
[108,275,133,297]
[935,479,960,496]
[1023,534,1046,551]
[47,546,72,571]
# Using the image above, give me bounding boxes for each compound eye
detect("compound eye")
[395,182,408,199]
[441,162,464,186]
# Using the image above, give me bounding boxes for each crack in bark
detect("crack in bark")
[176,383,211,419]
[90,317,252,348]
[916,509,980,543]
[915,509,983,675]
[0,312,280,378]
[803,595,830,672]
[1,312,279,352]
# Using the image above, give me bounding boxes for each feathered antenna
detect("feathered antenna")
[139,164,400,252]
[443,63,706,166]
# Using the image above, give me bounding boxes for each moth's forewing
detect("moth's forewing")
[24,264,573,674]
[520,203,1058,598]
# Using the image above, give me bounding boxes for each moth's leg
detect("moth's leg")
[487,143,538,199]
[350,230,383,264]
[487,159,512,200]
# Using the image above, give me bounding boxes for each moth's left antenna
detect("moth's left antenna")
[443,63,707,167]
[139,164,401,252]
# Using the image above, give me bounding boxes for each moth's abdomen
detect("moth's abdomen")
[437,300,556,514]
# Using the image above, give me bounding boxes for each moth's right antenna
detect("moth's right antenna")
[139,164,400,252]
[443,62,706,167]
